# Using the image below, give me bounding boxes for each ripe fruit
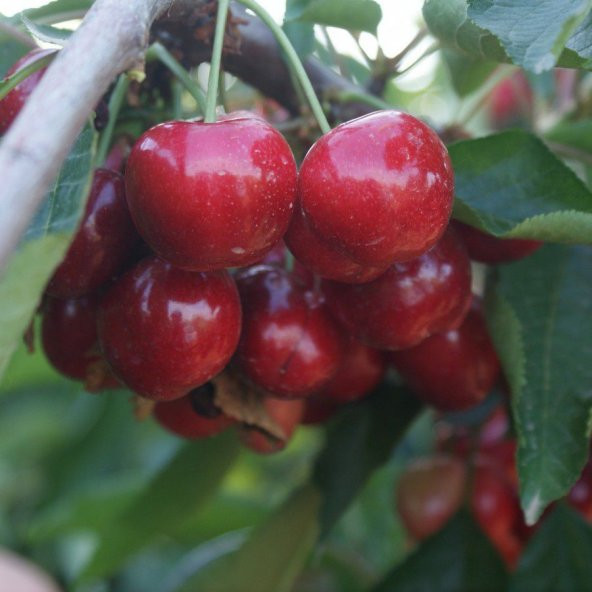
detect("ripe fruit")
[323,227,472,350]
[46,169,139,298]
[235,265,343,398]
[488,71,533,129]
[41,295,118,391]
[453,221,542,264]
[0,48,55,134]
[97,257,242,401]
[298,110,454,268]
[568,464,592,522]
[154,383,234,439]
[390,305,500,411]
[301,396,340,425]
[125,113,297,271]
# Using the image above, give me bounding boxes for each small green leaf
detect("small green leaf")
[442,49,497,96]
[545,118,592,153]
[510,505,592,591]
[0,31,30,78]
[450,130,592,243]
[21,0,93,21]
[486,245,592,523]
[282,21,315,57]
[371,511,508,592]
[21,15,71,46]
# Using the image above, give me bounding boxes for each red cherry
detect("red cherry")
[323,227,472,350]
[235,265,343,398]
[0,49,55,134]
[284,201,387,283]
[240,396,304,454]
[154,383,234,439]
[396,455,466,540]
[97,257,242,401]
[125,113,297,271]
[46,169,139,298]
[488,71,533,129]
[301,396,340,425]
[568,464,592,522]
[390,305,500,411]
[104,135,133,173]
[452,221,542,264]
[298,110,454,268]
[41,295,119,391]
[320,335,386,402]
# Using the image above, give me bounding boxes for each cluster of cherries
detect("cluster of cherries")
[396,404,592,570]
[4,49,543,454]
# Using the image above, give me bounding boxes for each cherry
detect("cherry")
[0,48,55,134]
[323,227,472,350]
[567,463,592,522]
[97,256,242,401]
[104,135,134,173]
[234,265,343,398]
[390,305,500,411]
[41,294,119,391]
[298,110,454,268]
[154,383,234,439]
[488,71,533,129]
[301,396,340,425]
[46,169,139,298]
[240,396,304,454]
[395,455,466,540]
[125,112,297,271]
[452,221,542,264]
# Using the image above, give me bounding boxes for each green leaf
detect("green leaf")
[282,21,315,57]
[78,432,240,582]
[286,0,382,34]
[0,123,96,381]
[486,245,592,524]
[442,49,497,96]
[510,505,592,591]
[450,130,592,243]
[313,385,422,538]
[0,32,30,78]
[545,118,592,153]
[371,511,508,592]
[21,15,71,46]
[21,0,93,22]
[468,0,592,73]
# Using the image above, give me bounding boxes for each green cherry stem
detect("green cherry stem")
[0,52,54,101]
[236,0,331,134]
[96,73,129,166]
[204,0,231,123]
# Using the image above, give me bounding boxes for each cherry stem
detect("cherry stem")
[0,52,54,101]
[96,73,129,166]
[204,0,231,123]
[236,0,331,134]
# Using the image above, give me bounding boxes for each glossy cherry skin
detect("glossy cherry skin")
[97,257,242,401]
[235,265,343,398]
[41,295,119,391]
[453,221,542,265]
[0,49,55,134]
[46,169,139,298]
[284,202,387,283]
[488,71,533,129]
[240,396,304,454]
[396,455,466,540]
[323,228,472,350]
[125,113,297,271]
[298,110,454,268]
[390,306,500,411]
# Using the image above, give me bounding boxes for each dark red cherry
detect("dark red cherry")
[301,396,341,425]
[488,71,533,129]
[453,221,542,264]
[390,305,500,411]
[323,227,472,350]
[46,169,139,298]
[154,383,234,439]
[104,135,133,173]
[568,463,592,522]
[41,295,119,391]
[0,48,55,134]
[298,110,454,268]
[235,265,343,398]
[125,113,297,271]
[97,257,242,401]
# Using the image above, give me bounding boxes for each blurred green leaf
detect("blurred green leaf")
[21,15,71,46]
[371,511,508,592]
[450,130,592,242]
[442,49,497,96]
[510,505,592,591]
[0,33,30,78]
[21,0,93,22]
[283,21,315,57]
[486,245,592,523]
[545,118,592,153]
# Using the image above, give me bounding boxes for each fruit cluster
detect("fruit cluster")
[5,49,543,454]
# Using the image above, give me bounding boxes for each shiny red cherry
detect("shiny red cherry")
[97,257,242,401]
[298,110,454,268]
[390,305,500,411]
[453,221,542,264]
[125,113,297,271]
[0,48,55,134]
[323,227,472,350]
[46,169,139,298]
[488,71,533,129]
[154,383,234,439]
[235,265,343,398]
[41,294,119,391]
